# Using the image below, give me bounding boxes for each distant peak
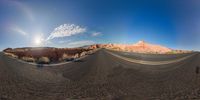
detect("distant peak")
[138,40,145,44]
[135,40,146,45]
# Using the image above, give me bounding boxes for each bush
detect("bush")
[3,47,93,63]
[21,57,35,62]
[62,53,75,61]
[38,57,50,64]
[74,53,79,58]
[4,52,18,58]
[86,50,94,55]
[80,51,86,57]
[166,51,177,54]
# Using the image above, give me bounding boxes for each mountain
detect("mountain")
[4,40,190,55]
[89,40,173,54]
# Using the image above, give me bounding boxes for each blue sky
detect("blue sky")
[0,0,200,51]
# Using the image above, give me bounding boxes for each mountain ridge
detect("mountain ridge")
[88,40,190,54]
[3,40,191,54]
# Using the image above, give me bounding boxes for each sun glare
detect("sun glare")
[34,36,43,46]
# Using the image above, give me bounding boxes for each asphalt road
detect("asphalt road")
[0,49,200,100]
[108,49,195,61]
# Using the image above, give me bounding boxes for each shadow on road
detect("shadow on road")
[73,59,84,63]
[196,66,199,74]
[37,64,44,68]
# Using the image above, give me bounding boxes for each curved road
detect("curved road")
[0,49,200,100]
[106,50,196,65]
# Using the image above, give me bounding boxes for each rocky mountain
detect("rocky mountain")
[4,41,191,55]
[89,40,173,54]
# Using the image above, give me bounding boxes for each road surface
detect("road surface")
[0,49,200,100]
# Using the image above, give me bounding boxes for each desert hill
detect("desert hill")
[3,40,191,64]
[88,40,191,54]
[88,41,172,54]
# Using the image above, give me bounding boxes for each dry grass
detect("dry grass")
[38,57,50,64]
[21,57,36,62]
[3,47,96,63]
[62,53,74,60]
[4,52,18,58]
[86,50,95,55]
[74,53,79,58]
[80,51,86,57]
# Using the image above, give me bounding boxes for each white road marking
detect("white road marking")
[106,51,196,65]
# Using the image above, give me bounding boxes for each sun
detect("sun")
[34,36,44,46]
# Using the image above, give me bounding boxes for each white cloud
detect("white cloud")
[91,32,102,37]
[46,24,86,40]
[67,40,95,47]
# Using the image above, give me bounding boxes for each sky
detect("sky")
[0,0,200,51]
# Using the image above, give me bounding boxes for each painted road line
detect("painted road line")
[106,51,196,65]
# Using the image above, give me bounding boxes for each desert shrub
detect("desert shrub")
[166,51,177,54]
[3,47,93,63]
[111,47,121,50]
[37,57,50,64]
[62,53,75,61]
[74,53,79,58]
[21,57,35,62]
[4,52,18,58]
[86,50,94,55]
[80,51,86,57]
[13,55,18,58]
[13,51,25,59]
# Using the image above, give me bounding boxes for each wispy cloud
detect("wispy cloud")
[46,24,86,40]
[11,26,27,35]
[92,32,102,37]
[67,40,95,47]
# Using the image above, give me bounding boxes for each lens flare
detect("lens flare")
[33,35,44,46]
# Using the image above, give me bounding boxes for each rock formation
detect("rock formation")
[88,40,172,54]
